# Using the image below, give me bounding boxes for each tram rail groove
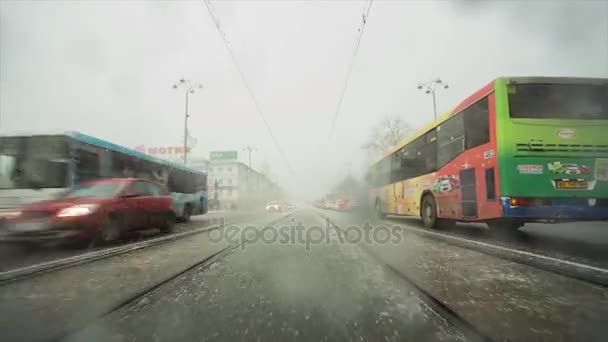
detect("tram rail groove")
[51,213,294,342]
[317,213,493,342]
[0,212,263,285]
[377,217,608,287]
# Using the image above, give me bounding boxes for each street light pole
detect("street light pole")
[184,90,190,165]
[431,90,437,120]
[243,145,257,169]
[173,78,203,165]
[417,78,449,120]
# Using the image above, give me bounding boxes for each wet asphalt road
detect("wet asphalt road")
[66,209,468,342]
[1,208,607,341]
[375,214,608,269]
[0,211,249,272]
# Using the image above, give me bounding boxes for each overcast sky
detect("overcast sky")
[1,0,607,199]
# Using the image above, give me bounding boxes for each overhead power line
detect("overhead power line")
[328,0,374,139]
[203,0,295,175]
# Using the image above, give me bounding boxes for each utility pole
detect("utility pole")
[173,78,203,165]
[243,145,257,169]
[417,78,449,120]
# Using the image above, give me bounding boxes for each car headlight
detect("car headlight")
[57,204,99,218]
[0,210,21,219]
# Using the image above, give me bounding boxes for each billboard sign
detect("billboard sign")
[134,145,187,156]
[210,150,238,161]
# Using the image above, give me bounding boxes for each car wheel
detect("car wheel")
[160,212,176,234]
[92,217,122,247]
[421,195,438,229]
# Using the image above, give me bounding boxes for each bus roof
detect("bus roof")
[369,78,494,167]
[70,132,207,175]
[369,76,608,167]
[0,130,206,175]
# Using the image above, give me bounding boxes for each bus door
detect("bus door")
[460,168,477,218]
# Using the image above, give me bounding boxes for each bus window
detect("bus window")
[75,149,100,182]
[437,113,465,167]
[464,97,490,149]
[398,136,426,180]
[423,130,438,173]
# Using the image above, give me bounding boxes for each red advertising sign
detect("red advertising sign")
[134,145,187,155]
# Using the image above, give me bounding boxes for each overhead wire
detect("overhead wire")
[203,0,295,175]
[327,0,373,139]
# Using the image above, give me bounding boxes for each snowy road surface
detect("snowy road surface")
[1,208,606,341]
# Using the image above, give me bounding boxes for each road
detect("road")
[0,210,251,272]
[376,215,608,269]
[1,208,606,341]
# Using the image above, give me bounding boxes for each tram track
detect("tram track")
[0,221,232,285]
[317,212,493,342]
[379,217,608,287]
[51,212,293,342]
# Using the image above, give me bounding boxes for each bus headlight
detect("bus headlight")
[57,204,99,217]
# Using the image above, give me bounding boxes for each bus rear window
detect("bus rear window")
[508,83,608,120]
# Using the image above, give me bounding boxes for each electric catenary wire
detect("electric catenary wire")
[327,0,373,139]
[203,0,295,175]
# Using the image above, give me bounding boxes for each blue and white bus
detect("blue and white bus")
[0,132,207,221]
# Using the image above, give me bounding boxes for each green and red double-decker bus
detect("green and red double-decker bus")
[368,76,608,230]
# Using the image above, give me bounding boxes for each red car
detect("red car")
[1,178,175,246]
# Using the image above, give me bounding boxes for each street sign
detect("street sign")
[210,150,238,161]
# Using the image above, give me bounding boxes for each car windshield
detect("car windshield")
[61,182,123,199]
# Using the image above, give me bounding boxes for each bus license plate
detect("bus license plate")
[556,180,587,189]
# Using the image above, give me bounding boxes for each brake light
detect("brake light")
[510,198,531,206]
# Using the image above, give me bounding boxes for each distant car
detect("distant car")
[266,201,286,212]
[336,199,359,211]
[336,199,350,211]
[0,178,176,246]
[325,200,339,210]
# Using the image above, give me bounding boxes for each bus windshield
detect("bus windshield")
[508,83,608,120]
[0,136,70,189]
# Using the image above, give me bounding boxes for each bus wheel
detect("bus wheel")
[421,195,438,229]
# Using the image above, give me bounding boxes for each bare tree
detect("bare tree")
[362,116,412,158]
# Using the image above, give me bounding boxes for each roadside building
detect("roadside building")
[191,151,279,210]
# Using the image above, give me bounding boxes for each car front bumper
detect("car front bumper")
[0,219,97,243]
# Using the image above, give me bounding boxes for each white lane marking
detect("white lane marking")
[383,220,608,275]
